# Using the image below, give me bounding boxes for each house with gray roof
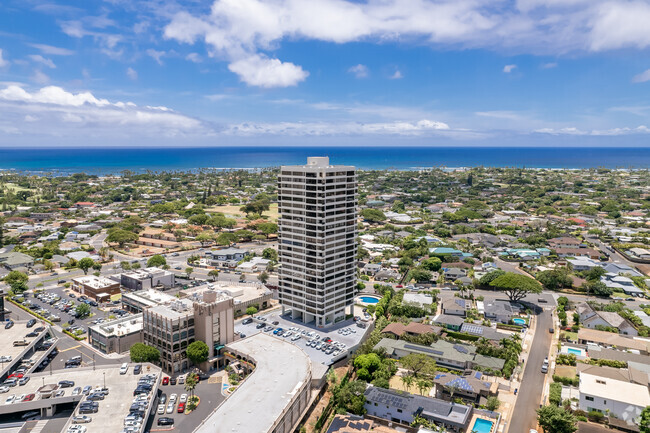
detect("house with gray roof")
[432,371,498,404]
[374,338,505,372]
[433,314,465,331]
[364,385,472,432]
[0,252,34,270]
[442,299,470,317]
[602,262,643,277]
[483,299,517,324]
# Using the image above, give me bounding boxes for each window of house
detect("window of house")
[585,396,594,401]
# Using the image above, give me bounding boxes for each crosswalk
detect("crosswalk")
[29,420,48,433]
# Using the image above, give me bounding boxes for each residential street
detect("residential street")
[507,307,553,433]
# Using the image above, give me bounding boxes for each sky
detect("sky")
[1,0,650,147]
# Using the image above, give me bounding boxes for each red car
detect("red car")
[177,402,185,413]
[23,394,35,402]
[162,377,169,385]
[8,373,24,379]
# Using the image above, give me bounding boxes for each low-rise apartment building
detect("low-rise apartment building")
[579,371,650,425]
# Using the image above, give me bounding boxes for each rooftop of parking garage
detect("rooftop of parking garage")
[195,333,312,433]
[0,321,50,378]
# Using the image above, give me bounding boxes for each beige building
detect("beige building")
[182,282,273,317]
[142,290,234,374]
[71,275,121,301]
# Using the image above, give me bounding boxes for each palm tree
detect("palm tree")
[184,372,198,405]
[401,374,414,392]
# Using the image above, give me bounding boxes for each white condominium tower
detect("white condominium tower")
[278,157,358,327]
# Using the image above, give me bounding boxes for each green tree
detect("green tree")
[257,222,278,238]
[490,272,542,302]
[216,232,238,246]
[246,306,258,316]
[262,248,278,261]
[410,268,432,283]
[536,405,578,433]
[537,269,573,291]
[186,341,209,365]
[360,208,386,223]
[129,343,161,363]
[75,303,91,318]
[208,269,220,281]
[399,353,436,379]
[420,257,442,272]
[257,271,269,284]
[4,270,28,292]
[147,254,167,268]
[184,372,199,403]
[640,406,650,433]
[106,228,138,248]
[337,380,367,415]
[196,231,215,246]
[78,257,95,275]
[120,261,132,271]
[185,267,194,278]
[586,266,606,282]
[479,269,506,286]
[486,396,501,411]
[584,280,613,297]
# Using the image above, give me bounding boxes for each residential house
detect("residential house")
[403,293,435,309]
[433,314,465,332]
[443,268,467,281]
[363,385,472,432]
[483,299,517,324]
[374,338,505,372]
[205,248,249,268]
[602,262,643,277]
[567,257,603,272]
[581,310,639,336]
[237,257,270,273]
[362,263,382,276]
[432,371,498,404]
[628,247,650,260]
[375,270,401,281]
[555,248,601,260]
[548,237,582,249]
[459,323,511,342]
[579,371,650,426]
[600,273,644,296]
[577,328,647,352]
[325,415,406,433]
[430,247,464,258]
[0,252,34,270]
[442,299,470,316]
[380,322,441,339]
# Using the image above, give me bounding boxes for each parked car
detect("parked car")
[177,402,185,413]
[5,321,14,329]
[26,319,36,328]
[119,363,129,374]
[59,380,75,388]
[72,416,92,424]
[162,377,169,386]
[157,417,174,426]
[133,364,141,375]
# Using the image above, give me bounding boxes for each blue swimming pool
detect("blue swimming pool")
[512,318,526,326]
[472,418,494,433]
[359,296,380,304]
[567,348,584,355]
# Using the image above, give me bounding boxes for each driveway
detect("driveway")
[507,307,553,433]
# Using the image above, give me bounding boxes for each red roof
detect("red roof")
[75,202,94,206]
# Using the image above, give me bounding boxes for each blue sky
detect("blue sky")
[1,0,650,147]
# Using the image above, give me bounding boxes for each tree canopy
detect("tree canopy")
[147,254,167,267]
[490,272,542,301]
[360,208,386,223]
[78,257,95,275]
[106,228,138,247]
[187,340,209,365]
[130,343,161,363]
[536,405,577,433]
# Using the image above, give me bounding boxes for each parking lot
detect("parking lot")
[234,311,371,366]
[0,321,51,379]
[145,373,225,432]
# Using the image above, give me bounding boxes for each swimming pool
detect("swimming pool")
[567,347,585,356]
[472,418,494,433]
[512,318,526,326]
[359,296,380,304]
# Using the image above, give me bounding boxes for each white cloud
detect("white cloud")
[29,44,75,56]
[632,69,650,83]
[224,119,452,136]
[146,49,165,65]
[186,53,202,63]
[28,55,56,69]
[389,70,403,79]
[534,125,650,136]
[348,64,368,78]
[126,67,138,80]
[541,62,558,69]
[32,70,50,85]
[503,64,517,73]
[0,85,208,138]
[0,49,8,68]
[227,54,308,88]
[476,111,523,121]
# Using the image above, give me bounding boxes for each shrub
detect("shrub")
[549,383,562,406]
[556,353,577,366]
[553,375,579,387]
[588,410,604,423]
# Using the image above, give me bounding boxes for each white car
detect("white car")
[169,393,177,403]
[166,402,174,413]
[124,421,141,428]
[72,416,92,424]
[0,386,9,394]
[15,394,25,403]
[157,404,165,415]
[119,363,128,374]
[5,395,15,404]
[67,426,87,433]
[179,394,187,403]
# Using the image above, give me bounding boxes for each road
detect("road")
[507,307,553,433]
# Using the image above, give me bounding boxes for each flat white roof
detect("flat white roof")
[195,333,311,433]
[580,372,650,407]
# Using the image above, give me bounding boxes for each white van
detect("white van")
[119,363,129,375]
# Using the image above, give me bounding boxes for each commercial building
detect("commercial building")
[182,282,273,317]
[194,333,318,433]
[88,313,143,354]
[363,385,472,432]
[120,266,175,291]
[121,289,177,314]
[205,247,249,268]
[142,290,235,373]
[71,275,121,301]
[278,157,357,327]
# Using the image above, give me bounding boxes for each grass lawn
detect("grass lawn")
[611,291,628,299]
[554,365,577,378]
[562,331,578,342]
[3,182,42,203]
[206,203,279,221]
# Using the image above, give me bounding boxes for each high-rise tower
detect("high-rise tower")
[278,157,357,327]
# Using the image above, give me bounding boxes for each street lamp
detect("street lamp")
[103,372,105,388]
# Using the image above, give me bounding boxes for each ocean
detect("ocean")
[0,146,649,173]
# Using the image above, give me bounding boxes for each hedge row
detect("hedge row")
[6,298,54,326]
[445,331,480,342]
